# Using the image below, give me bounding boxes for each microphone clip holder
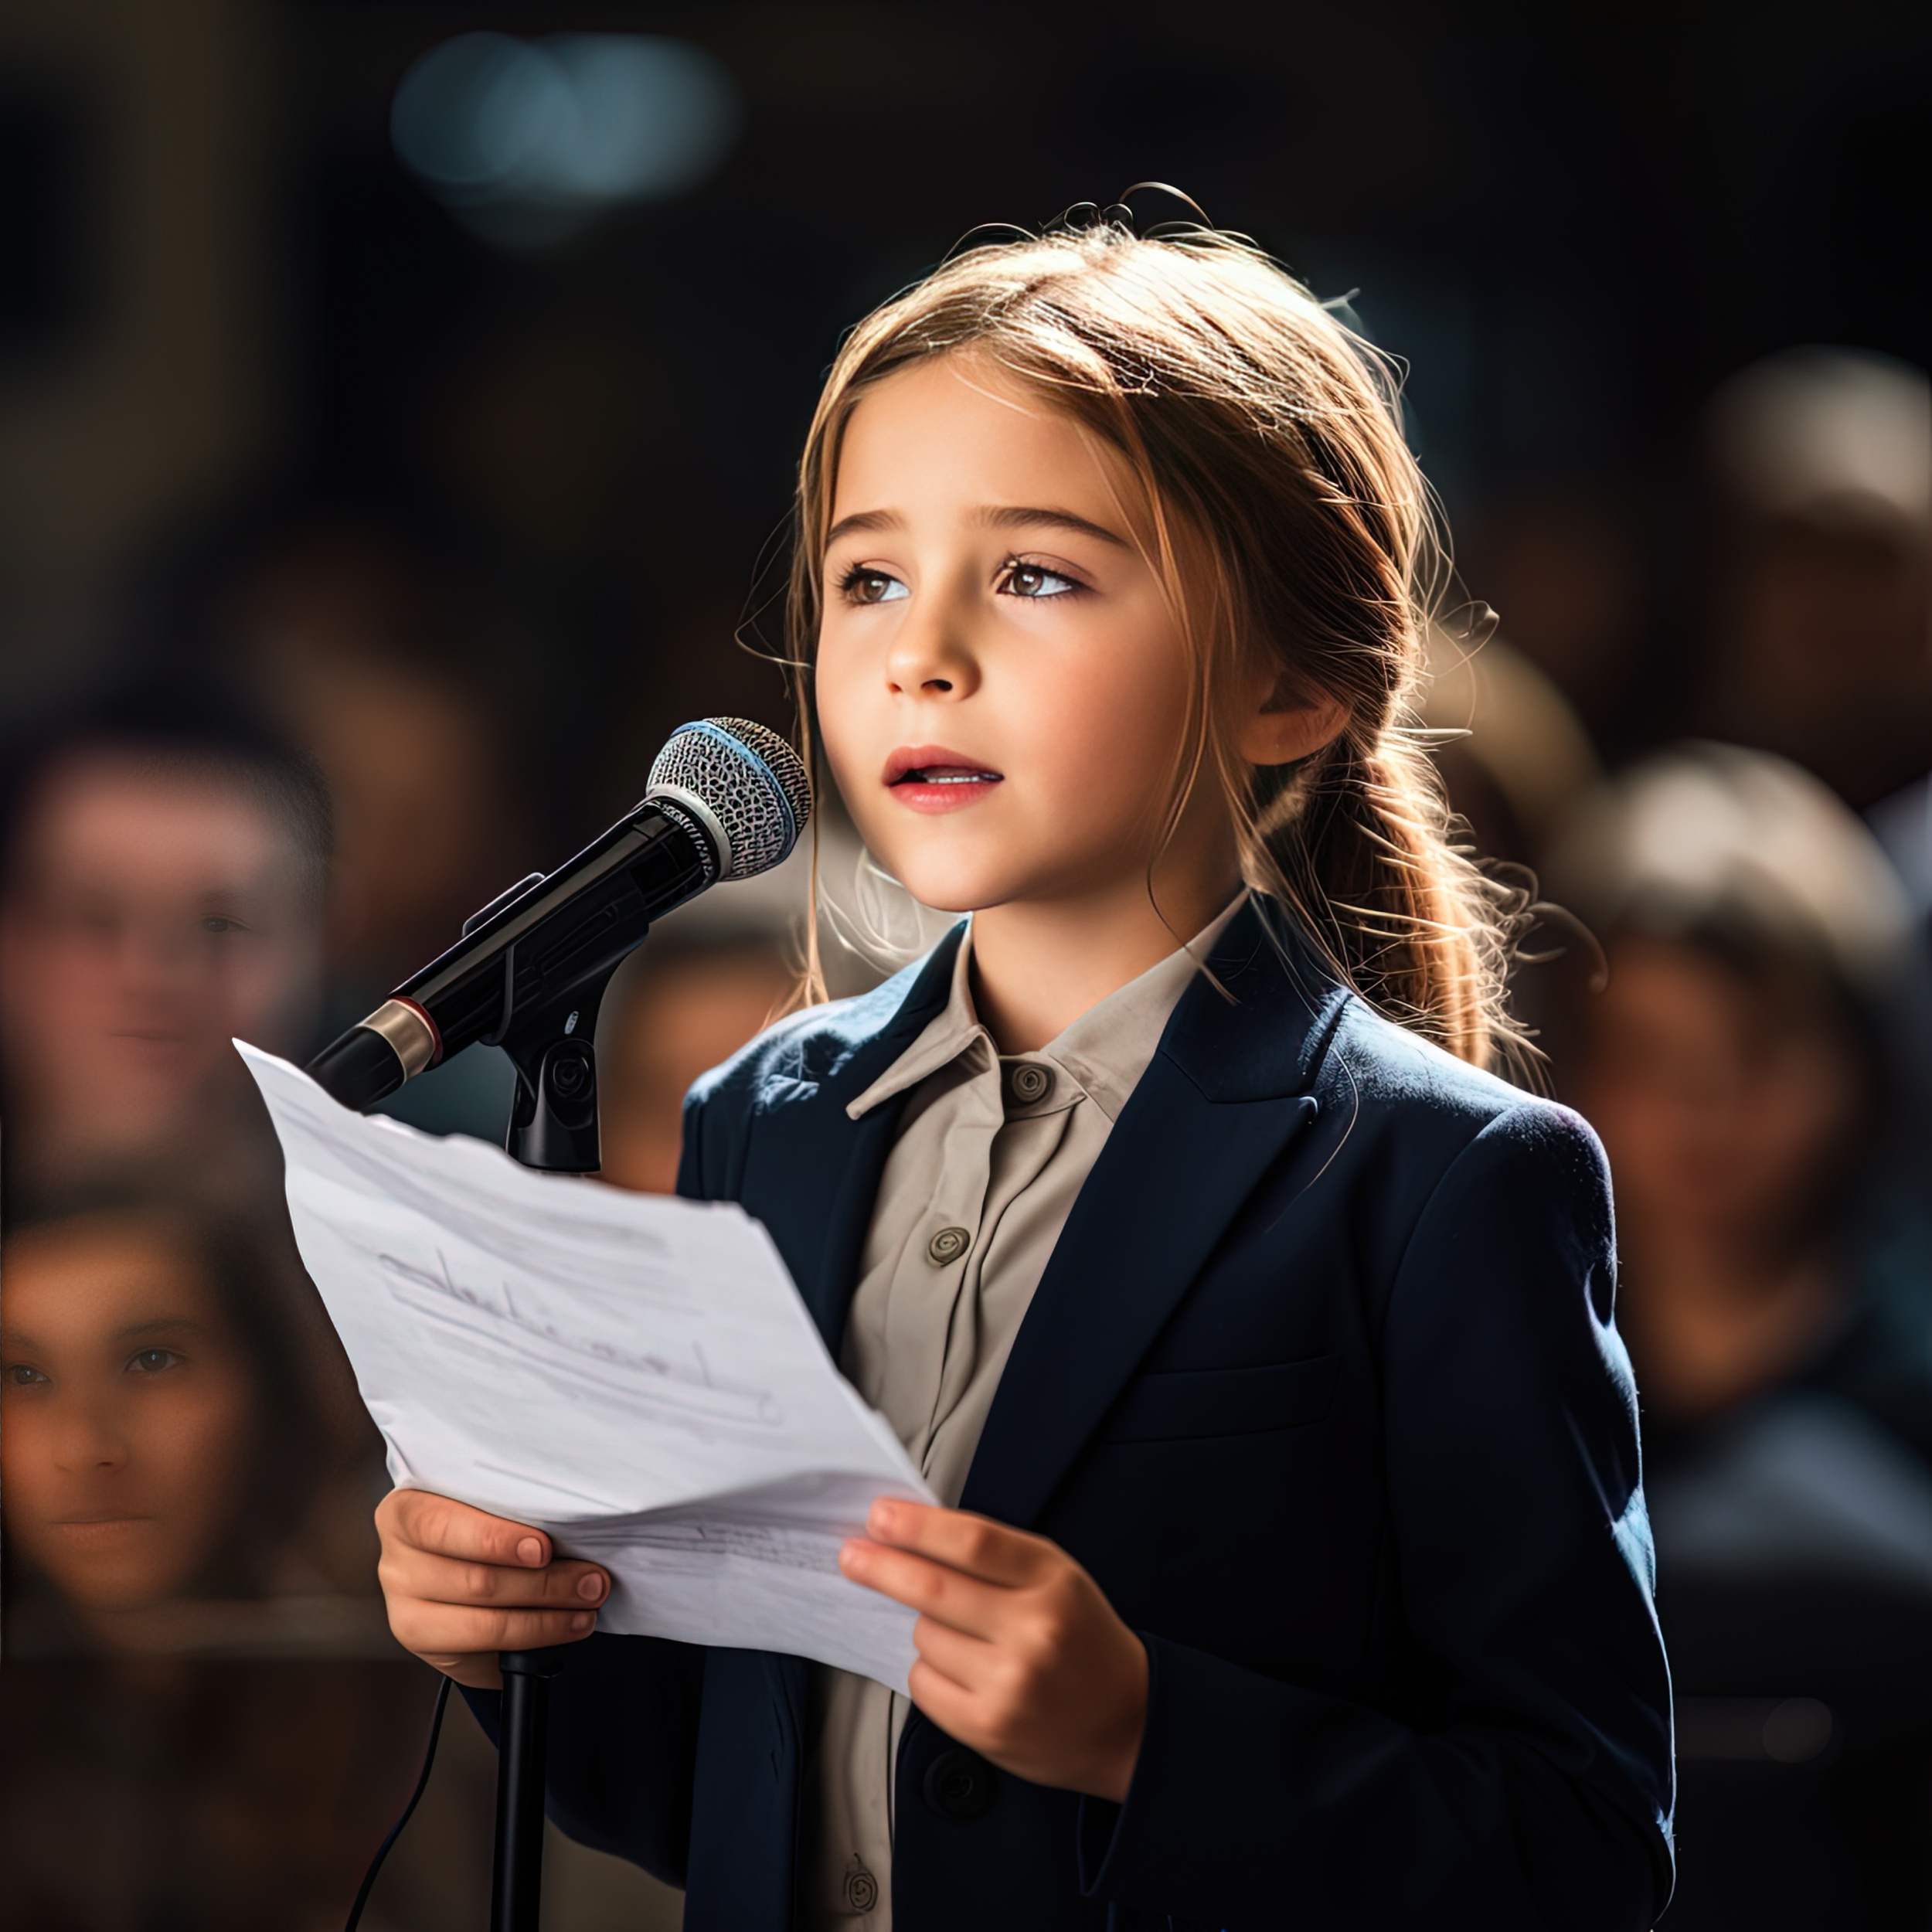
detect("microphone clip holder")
[487,940,632,1175]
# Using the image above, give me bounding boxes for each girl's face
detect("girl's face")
[0,1216,259,1614]
[815,354,1225,918]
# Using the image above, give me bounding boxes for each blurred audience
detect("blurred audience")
[0,1195,385,1656]
[1422,622,1600,871]
[0,1656,496,1930]
[1546,742,1932,1929]
[597,927,794,1194]
[202,519,535,1138]
[1870,771,1932,935]
[0,687,328,1209]
[1462,492,1648,740]
[213,524,530,1005]
[1696,349,1932,811]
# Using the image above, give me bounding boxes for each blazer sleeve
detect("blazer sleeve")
[1075,1102,1675,1931]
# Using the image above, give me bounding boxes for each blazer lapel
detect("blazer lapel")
[958,909,1341,1529]
[736,925,965,1356]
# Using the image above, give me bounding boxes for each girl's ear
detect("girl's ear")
[1236,681,1350,767]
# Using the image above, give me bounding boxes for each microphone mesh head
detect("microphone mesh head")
[645,718,812,881]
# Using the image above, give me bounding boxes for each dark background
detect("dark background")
[3,1,1925,842]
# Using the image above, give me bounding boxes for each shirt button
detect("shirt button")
[842,1856,879,1913]
[1008,1062,1052,1104]
[927,1226,971,1266]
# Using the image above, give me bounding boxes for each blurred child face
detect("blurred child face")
[1578,937,1868,1250]
[1,1216,259,1613]
[815,355,1223,917]
[0,755,321,1154]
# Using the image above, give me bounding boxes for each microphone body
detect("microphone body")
[306,716,810,1168]
[306,798,711,1113]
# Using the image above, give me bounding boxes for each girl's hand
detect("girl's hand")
[839,1498,1148,1803]
[375,1488,611,1690]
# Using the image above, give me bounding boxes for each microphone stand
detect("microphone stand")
[486,950,624,1932]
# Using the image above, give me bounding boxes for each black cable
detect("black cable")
[345,1672,453,1932]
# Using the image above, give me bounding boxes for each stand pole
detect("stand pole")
[488,981,619,1932]
[491,1647,570,1932]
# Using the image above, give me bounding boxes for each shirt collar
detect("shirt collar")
[845,894,1247,1124]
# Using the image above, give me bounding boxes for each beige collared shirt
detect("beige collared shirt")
[798,902,1241,1928]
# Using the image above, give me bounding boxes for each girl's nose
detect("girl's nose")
[884,601,979,701]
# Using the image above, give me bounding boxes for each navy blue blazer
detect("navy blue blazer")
[467,903,1675,1930]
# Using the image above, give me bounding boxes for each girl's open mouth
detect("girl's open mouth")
[884,747,1004,813]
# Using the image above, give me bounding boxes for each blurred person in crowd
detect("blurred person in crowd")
[1549,743,1929,1452]
[1697,349,1932,811]
[1870,770,1932,936]
[1546,741,1932,1930]
[208,520,534,1139]
[1462,492,1648,740]
[214,525,528,998]
[1421,617,1601,872]
[0,1196,342,1652]
[0,686,329,1207]
[597,926,795,1194]
[0,1649,498,1930]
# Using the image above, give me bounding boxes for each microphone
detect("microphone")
[305,717,811,1164]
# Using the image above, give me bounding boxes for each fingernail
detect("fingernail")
[577,1573,605,1601]
[516,1537,544,1566]
[570,1612,594,1632]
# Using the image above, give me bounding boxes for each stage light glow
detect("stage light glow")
[391,32,740,244]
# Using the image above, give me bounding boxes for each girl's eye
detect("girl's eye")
[126,1348,185,1376]
[838,566,909,606]
[3,1362,51,1388]
[202,916,242,934]
[1000,561,1080,600]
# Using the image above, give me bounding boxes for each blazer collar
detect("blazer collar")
[790,922,968,1101]
[763,925,965,1352]
[745,903,1349,1509]
[1160,896,1352,1101]
[783,898,1338,1107]
[958,900,1343,1527]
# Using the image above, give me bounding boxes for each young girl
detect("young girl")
[375,216,1674,1930]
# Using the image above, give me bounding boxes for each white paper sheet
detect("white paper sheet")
[238,1043,932,1692]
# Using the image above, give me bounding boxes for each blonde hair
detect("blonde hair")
[786,217,1524,1070]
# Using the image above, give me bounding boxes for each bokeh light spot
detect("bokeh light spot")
[391,32,740,243]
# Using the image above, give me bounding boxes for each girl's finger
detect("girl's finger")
[838,1539,1009,1636]
[909,1611,997,1689]
[383,1543,609,1611]
[384,1488,553,1569]
[904,1655,982,1741]
[863,1500,1045,1585]
[389,1601,599,1658]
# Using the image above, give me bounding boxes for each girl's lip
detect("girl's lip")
[882,745,1005,787]
[883,746,1005,815]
